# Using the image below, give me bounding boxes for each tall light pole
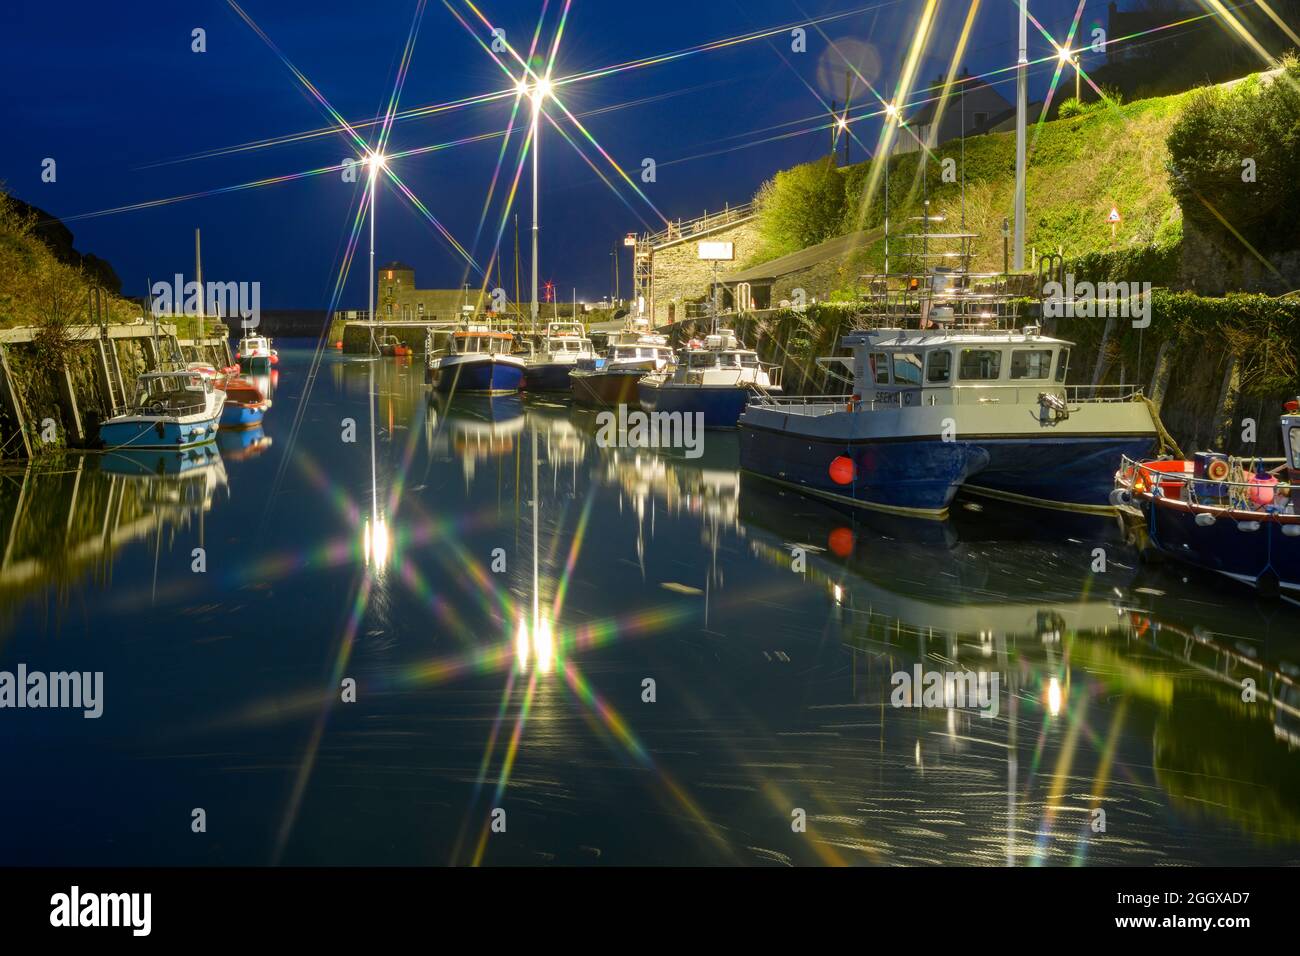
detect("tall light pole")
[523,76,552,336]
[1014,0,1027,271]
[367,152,386,352]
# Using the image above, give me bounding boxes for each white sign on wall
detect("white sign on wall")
[697,241,735,261]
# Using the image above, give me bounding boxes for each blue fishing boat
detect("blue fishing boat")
[737,218,1158,518]
[1114,401,1300,603]
[523,321,597,391]
[98,370,224,450]
[427,326,526,395]
[638,329,782,427]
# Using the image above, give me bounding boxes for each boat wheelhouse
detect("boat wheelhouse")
[522,321,597,391]
[426,325,526,395]
[638,330,783,427]
[1114,401,1300,603]
[98,369,224,450]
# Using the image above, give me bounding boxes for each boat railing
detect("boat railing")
[1065,384,1145,403]
[1117,454,1295,516]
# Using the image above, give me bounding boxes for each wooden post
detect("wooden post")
[94,339,116,414]
[1212,355,1241,451]
[1090,318,1118,395]
[1147,339,1175,412]
[57,366,84,442]
[0,344,32,458]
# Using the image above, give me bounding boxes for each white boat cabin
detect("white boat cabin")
[131,371,214,414]
[834,327,1072,407]
[239,336,270,354]
[672,331,781,389]
[451,327,515,355]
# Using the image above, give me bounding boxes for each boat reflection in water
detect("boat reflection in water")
[0,447,227,617]
[733,477,1300,855]
[427,392,525,486]
[217,424,273,462]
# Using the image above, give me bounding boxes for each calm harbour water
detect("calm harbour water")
[2,340,1299,866]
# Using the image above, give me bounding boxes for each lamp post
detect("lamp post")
[1014,0,1027,272]
[521,76,553,337]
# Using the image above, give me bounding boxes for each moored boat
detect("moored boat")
[237,334,273,372]
[217,375,268,429]
[1113,400,1300,603]
[523,321,597,391]
[426,325,525,394]
[378,333,412,357]
[570,320,673,407]
[98,369,224,450]
[638,329,782,427]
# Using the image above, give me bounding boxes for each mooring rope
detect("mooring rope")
[1139,394,1185,459]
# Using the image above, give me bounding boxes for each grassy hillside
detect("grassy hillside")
[0,190,140,330]
[751,83,1205,286]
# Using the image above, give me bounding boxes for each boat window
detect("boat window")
[869,352,891,385]
[1010,349,1053,379]
[689,353,713,368]
[740,353,758,367]
[925,349,952,384]
[1290,426,1299,468]
[891,352,923,386]
[959,349,1002,380]
[1055,348,1070,382]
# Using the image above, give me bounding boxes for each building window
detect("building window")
[973,111,988,129]
[387,286,392,297]
[959,348,1002,380]
[417,302,424,314]
[386,304,392,316]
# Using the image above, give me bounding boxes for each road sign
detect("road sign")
[1107,207,1121,223]
[697,241,734,261]
[623,233,637,247]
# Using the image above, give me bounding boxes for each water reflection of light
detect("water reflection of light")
[514,613,555,675]
[364,513,390,569]
[1047,676,1063,717]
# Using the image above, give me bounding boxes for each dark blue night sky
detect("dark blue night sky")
[0,0,1115,308]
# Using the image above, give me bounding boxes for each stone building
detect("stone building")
[721,228,880,311]
[367,261,513,322]
[893,69,1012,154]
[639,208,760,326]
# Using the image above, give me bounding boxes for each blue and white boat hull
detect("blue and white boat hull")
[639,381,751,428]
[220,403,265,429]
[99,413,221,450]
[430,355,525,394]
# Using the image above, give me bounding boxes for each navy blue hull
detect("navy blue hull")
[963,436,1156,510]
[431,358,524,394]
[1141,498,1300,600]
[738,426,987,517]
[639,381,750,428]
[740,427,1154,518]
[523,362,574,391]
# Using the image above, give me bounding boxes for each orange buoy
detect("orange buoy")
[828,527,854,557]
[334,340,344,348]
[829,455,855,486]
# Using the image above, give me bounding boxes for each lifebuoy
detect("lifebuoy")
[1206,459,1230,481]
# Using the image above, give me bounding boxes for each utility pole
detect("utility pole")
[843,69,852,167]
[1014,0,1027,272]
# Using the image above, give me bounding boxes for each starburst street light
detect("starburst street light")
[516,73,554,334]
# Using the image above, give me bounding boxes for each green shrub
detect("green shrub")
[1166,60,1300,255]
[752,159,847,260]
